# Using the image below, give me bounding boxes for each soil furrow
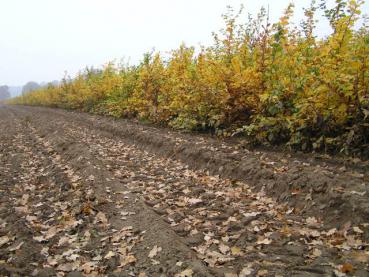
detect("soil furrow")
[5,106,213,276]
[15,106,369,229]
[1,105,369,277]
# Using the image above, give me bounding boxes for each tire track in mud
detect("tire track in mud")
[4,106,369,276]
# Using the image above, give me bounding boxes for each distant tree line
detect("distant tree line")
[22,81,41,95]
[0,80,60,99]
[0,86,10,100]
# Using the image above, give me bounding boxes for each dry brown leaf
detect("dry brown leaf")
[9,241,24,252]
[66,254,79,262]
[231,246,242,256]
[182,188,191,194]
[178,268,193,277]
[119,254,136,267]
[40,247,49,257]
[326,228,337,236]
[26,215,38,223]
[80,261,97,274]
[20,194,30,205]
[239,266,253,276]
[47,256,58,266]
[257,237,272,245]
[57,262,76,272]
[299,228,320,238]
[96,211,108,225]
[219,243,230,254]
[58,236,70,247]
[225,273,238,277]
[148,245,162,258]
[104,250,116,259]
[33,235,47,243]
[312,248,322,258]
[188,198,202,205]
[306,216,319,227]
[243,212,260,217]
[340,263,354,273]
[151,259,160,265]
[257,269,268,276]
[0,236,10,247]
[351,251,369,263]
[45,226,59,240]
[353,226,363,234]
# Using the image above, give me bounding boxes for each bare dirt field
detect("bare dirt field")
[0,105,368,277]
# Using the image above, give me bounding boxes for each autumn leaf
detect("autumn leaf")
[340,263,354,273]
[148,245,162,258]
[177,268,193,277]
[0,236,10,247]
[119,255,137,267]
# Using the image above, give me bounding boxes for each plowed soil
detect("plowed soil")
[0,105,368,277]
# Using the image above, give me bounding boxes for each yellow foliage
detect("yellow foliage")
[9,0,369,156]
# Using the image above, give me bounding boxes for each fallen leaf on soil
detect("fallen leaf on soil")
[80,261,97,274]
[205,251,235,267]
[66,254,79,262]
[257,237,272,245]
[326,228,337,236]
[243,212,260,217]
[306,216,319,227]
[15,206,29,213]
[45,226,60,239]
[96,211,108,225]
[239,266,253,276]
[312,248,322,258]
[40,247,49,256]
[58,236,71,246]
[353,226,363,234]
[231,246,242,255]
[351,251,369,263]
[151,259,160,265]
[188,198,202,205]
[47,256,58,266]
[299,228,320,238]
[219,243,230,254]
[257,269,268,276]
[148,245,162,258]
[177,268,193,277]
[9,241,24,251]
[20,194,30,205]
[119,254,136,267]
[57,262,78,272]
[33,236,47,243]
[225,273,238,277]
[104,251,116,259]
[0,236,10,247]
[340,263,354,273]
[26,215,38,222]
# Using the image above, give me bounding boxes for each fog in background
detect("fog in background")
[0,0,368,97]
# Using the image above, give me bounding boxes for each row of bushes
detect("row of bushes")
[11,0,369,157]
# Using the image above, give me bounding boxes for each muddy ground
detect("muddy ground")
[0,105,368,277]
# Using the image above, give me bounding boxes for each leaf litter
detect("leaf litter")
[0,106,368,276]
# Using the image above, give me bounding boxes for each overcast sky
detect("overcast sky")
[0,0,368,86]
